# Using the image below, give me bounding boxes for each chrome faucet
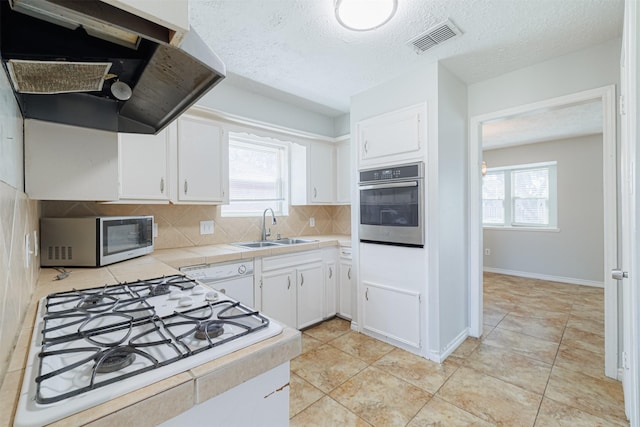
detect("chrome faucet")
[261,208,277,241]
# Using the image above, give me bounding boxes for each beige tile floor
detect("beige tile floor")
[289,272,628,426]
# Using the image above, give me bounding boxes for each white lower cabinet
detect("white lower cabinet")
[261,269,297,329]
[322,247,338,319]
[324,260,337,318]
[259,250,325,329]
[362,282,421,348]
[296,262,324,329]
[338,248,353,320]
[159,362,290,427]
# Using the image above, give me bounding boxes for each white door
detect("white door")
[309,142,335,203]
[119,128,170,201]
[296,263,324,329]
[177,115,225,202]
[620,0,639,422]
[261,269,296,328]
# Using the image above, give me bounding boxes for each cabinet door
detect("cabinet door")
[119,128,170,201]
[177,114,227,203]
[358,103,425,167]
[261,269,296,328]
[324,261,337,318]
[309,142,335,203]
[362,282,420,349]
[297,263,324,329]
[336,139,351,204]
[25,119,119,200]
[338,260,353,320]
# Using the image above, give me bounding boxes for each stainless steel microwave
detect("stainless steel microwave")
[40,216,154,267]
[358,162,424,247]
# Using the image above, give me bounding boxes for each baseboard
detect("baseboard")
[483,267,604,288]
[429,328,469,363]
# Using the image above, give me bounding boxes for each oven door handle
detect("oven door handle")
[359,181,418,191]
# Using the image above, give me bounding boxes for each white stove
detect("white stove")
[14,274,283,427]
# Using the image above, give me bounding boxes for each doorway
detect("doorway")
[468,85,618,378]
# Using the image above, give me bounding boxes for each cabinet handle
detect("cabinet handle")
[300,273,304,286]
[260,279,263,289]
[184,179,188,194]
[160,177,165,194]
[329,267,333,279]
[364,140,369,154]
[348,267,352,280]
[365,288,369,301]
[287,276,291,290]
[313,187,317,198]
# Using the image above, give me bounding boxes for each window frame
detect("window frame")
[482,161,558,230]
[221,132,290,218]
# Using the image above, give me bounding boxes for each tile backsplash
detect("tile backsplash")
[0,181,40,383]
[41,202,351,249]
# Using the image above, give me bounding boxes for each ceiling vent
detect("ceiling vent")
[406,19,462,54]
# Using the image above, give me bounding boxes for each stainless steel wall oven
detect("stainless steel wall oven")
[358,162,424,247]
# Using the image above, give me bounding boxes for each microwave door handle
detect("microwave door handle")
[359,181,418,190]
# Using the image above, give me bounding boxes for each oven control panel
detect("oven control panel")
[359,162,423,182]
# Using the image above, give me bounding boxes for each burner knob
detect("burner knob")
[238,265,247,274]
[178,296,194,307]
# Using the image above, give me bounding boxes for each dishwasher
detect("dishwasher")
[180,259,255,308]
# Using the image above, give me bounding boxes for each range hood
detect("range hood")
[0,1,226,134]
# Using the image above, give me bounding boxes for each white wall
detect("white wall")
[0,68,40,385]
[436,64,469,350]
[468,38,621,117]
[483,135,604,285]
[197,78,341,137]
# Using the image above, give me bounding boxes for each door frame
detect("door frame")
[620,0,639,422]
[468,85,618,378]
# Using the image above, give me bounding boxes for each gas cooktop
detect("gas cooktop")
[14,274,282,427]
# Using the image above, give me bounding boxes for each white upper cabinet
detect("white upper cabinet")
[100,0,189,46]
[336,138,351,204]
[291,141,335,205]
[24,120,119,201]
[119,127,172,202]
[357,103,426,168]
[176,113,228,204]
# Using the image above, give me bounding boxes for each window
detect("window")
[482,162,557,228]
[221,132,289,217]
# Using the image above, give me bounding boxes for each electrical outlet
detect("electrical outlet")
[309,217,315,227]
[484,248,491,256]
[200,220,215,235]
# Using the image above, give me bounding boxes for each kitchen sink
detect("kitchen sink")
[231,241,282,248]
[272,238,317,245]
[231,238,317,248]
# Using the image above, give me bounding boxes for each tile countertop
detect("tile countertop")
[0,234,351,426]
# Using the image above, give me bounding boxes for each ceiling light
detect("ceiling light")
[335,0,398,31]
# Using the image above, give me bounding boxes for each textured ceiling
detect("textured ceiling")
[190,0,623,116]
[482,101,603,149]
